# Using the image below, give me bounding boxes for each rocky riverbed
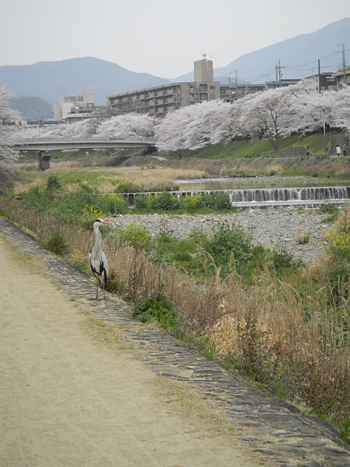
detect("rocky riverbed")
[110,207,335,264]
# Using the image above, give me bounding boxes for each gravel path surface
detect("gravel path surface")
[0,222,256,467]
[110,208,334,264]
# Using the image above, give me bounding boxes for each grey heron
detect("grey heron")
[89,218,112,300]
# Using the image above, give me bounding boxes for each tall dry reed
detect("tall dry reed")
[2,199,350,426]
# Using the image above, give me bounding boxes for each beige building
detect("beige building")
[333,66,350,90]
[107,58,222,116]
[52,89,95,121]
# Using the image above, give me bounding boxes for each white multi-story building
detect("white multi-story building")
[52,89,95,121]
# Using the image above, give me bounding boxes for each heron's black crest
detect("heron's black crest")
[90,218,103,233]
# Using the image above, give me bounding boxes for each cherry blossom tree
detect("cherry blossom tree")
[239,85,306,151]
[155,80,350,152]
[333,87,350,129]
[155,100,232,151]
[95,113,156,140]
[10,81,350,155]
[0,86,22,163]
[14,112,156,143]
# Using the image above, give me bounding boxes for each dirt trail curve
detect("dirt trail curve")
[1,218,350,467]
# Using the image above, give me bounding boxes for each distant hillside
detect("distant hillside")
[0,57,171,105]
[1,18,349,109]
[174,18,350,83]
[9,96,52,121]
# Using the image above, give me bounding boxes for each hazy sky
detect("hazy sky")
[1,0,350,79]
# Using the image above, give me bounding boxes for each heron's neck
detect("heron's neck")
[93,224,102,248]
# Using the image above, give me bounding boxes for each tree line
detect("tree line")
[1,80,350,163]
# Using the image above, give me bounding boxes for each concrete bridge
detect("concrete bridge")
[13,139,157,170]
[13,139,157,152]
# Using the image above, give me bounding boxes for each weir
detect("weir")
[122,186,350,209]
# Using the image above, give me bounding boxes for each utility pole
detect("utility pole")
[229,70,238,98]
[318,59,321,93]
[337,44,346,88]
[275,64,278,87]
[276,60,285,87]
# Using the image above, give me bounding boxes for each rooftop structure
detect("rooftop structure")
[304,72,337,92]
[333,66,350,90]
[265,79,300,90]
[52,89,95,121]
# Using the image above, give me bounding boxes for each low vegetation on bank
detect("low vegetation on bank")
[2,154,350,443]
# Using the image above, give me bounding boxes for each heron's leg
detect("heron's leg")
[102,276,107,300]
[88,277,100,301]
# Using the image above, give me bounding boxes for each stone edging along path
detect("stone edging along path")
[1,217,350,467]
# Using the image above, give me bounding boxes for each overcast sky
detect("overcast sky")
[1,0,350,79]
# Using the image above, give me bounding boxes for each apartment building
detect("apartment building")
[107,58,222,116]
[220,83,265,101]
[52,89,95,121]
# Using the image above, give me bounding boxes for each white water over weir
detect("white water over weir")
[122,186,350,209]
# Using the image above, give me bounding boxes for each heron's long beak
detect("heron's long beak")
[101,221,112,224]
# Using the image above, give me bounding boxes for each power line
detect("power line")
[231,44,348,84]
[240,68,276,82]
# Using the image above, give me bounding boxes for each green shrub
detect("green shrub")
[324,223,350,262]
[203,222,252,275]
[20,186,52,213]
[96,194,126,214]
[58,191,98,222]
[320,203,339,223]
[297,234,310,245]
[188,229,208,246]
[272,244,294,270]
[42,229,70,256]
[202,192,232,210]
[328,263,350,301]
[134,195,149,210]
[133,293,178,333]
[152,182,179,192]
[81,206,109,230]
[183,193,203,211]
[115,182,142,193]
[150,192,181,211]
[320,203,339,215]
[47,174,61,190]
[115,223,151,250]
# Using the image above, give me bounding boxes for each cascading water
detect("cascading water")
[121,186,350,207]
[227,186,350,203]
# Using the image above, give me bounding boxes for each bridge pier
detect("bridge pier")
[37,151,51,171]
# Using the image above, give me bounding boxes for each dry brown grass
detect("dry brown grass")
[13,161,206,194]
[2,198,350,429]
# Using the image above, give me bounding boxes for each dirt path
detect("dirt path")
[0,239,258,467]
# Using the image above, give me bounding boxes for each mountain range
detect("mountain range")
[1,17,349,117]
[175,18,350,83]
[1,58,170,108]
